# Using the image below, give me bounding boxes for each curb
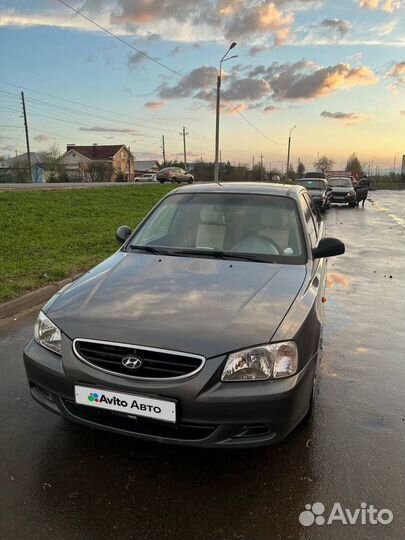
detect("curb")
[0,274,83,320]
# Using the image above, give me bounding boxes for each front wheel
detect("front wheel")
[188,178,194,184]
[348,202,356,208]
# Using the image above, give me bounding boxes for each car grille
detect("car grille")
[73,339,205,380]
[63,400,217,441]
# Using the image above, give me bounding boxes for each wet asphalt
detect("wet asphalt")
[1,190,404,540]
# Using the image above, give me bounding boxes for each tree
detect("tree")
[297,161,305,178]
[86,161,113,182]
[345,153,363,177]
[314,155,334,173]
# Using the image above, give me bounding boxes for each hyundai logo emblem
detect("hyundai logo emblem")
[121,355,143,370]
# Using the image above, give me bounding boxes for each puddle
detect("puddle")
[326,272,351,289]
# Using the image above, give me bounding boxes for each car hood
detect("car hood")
[47,252,306,358]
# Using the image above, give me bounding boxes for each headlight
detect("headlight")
[34,311,62,355]
[347,192,353,197]
[221,342,298,382]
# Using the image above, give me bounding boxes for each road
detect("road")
[1,190,404,540]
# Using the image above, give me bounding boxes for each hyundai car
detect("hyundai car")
[24,183,345,448]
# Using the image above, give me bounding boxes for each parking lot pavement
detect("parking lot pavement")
[1,190,404,540]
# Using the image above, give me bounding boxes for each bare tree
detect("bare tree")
[314,156,334,173]
[86,162,113,182]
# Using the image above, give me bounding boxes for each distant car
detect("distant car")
[304,171,326,179]
[157,167,194,184]
[23,182,345,448]
[327,177,356,207]
[296,178,332,213]
[134,173,157,183]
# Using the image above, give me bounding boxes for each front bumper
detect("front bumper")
[23,337,316,448]
[331,192,356,204]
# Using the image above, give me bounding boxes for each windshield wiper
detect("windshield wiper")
[171,248,273,263]
[129,244,171,255]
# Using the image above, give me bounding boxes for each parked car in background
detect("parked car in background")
[24,182,345,448]
[134,173,157,183]
[327,176,357,207]
[157,167,194,184]
[304,171,326,179]
[296,178,332,213]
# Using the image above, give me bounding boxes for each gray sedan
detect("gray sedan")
[24,183,344,448]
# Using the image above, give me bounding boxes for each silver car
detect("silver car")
[24,183,344,448]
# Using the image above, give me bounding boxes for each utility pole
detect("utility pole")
[161,135,166,165]
[127,145,131,181]
[260,153,263,182]
[21,91,33,183]
[179,127,189,169]
[286,125,296,179]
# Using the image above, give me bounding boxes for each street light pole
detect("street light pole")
[286,125,296,180]
[393,152,400,174]
[214,42,237,184]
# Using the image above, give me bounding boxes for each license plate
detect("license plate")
[74,385,176,423]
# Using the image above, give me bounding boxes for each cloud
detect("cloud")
[157,66,217,99]
[169,46,181,56]
[385,61,405,94]
[321,18,350,36]
[268,62,378,100]
[320,111,371,124]
[222,78,271,101]
[359,0,401,10]
[225,103,248,114]
[79,126,137,133]
[144,101,166,109]
[263,105,281,113]
[34,134,49,142]
[127,51,147,67]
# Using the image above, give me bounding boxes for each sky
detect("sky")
[0,0,404,172]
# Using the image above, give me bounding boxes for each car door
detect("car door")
[301,193,327,326]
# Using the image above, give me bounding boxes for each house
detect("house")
[58,144,135,182]
[134,160,159,174]
[0,152,46,183]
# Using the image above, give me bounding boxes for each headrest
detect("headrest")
[261,208,289,228]
[199,206,225,225]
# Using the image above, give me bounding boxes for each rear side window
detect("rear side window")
[301,194,318,248]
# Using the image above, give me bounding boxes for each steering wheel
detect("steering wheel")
[231,235,281,255]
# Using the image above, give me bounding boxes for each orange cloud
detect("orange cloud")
[226,103,247,114]
[144,101,166,109]
[359,0,400,10]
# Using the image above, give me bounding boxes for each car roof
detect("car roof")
[170,182,306,200]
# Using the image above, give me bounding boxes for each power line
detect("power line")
[53,0,284,146]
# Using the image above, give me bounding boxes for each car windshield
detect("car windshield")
[297,180,324,190]
[128,193,306,264]
[328,177,353,188]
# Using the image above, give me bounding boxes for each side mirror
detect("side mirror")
[116,225,132,244]
[313,237,345,259]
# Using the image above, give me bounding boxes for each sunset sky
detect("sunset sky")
[0,0,404,172]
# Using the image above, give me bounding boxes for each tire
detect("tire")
[188,177,194,184]
[320,205,326,214]
[349,202,356,208]
[171,177,177,184]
